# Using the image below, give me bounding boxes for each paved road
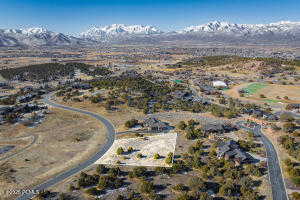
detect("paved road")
[237,121,288,200]
[16,95,116,200]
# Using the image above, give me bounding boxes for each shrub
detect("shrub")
[165,152,174,164]
[259,94,266,98]
[292,192,300,200]
[127,146,134,153]
[177,121,187,130]
[85,187,100,195]
[153,153,160,159]
[137,153,143,159]
[139,181,155,194]
[96,164,107,174]
[292,177,300,186]
[125,119,139,128]
[172,183,188,191]
[188,177,205,191]
[116,147,124,155]
[108,167,121,177]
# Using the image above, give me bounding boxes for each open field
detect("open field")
[243,83,268,95]
[0,107,108,197]
[96,132,177,167]
[225,83,300,109]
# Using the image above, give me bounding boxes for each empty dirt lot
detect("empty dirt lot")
[0,108,108,198]
[96,132,177,167]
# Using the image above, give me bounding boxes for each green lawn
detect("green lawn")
[243,83,268,95]
[264,99,281,103]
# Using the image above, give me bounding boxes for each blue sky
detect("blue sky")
[1,0,300,34]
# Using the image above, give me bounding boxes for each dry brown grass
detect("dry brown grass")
[0,107,108,196]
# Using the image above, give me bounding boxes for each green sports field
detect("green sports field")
[243,83,268,95]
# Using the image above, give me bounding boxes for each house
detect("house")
[0,106,13,115]
[142,117,169,132]
[217,140,248,165]
[72,83,92,90]
[16,93,37,103]
[202,122,237,134]
[212,81,227,88]
[171,90,191,100]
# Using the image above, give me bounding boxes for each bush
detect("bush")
[129,166,147,178]
[177,121,187,130]
[292,177,300,186]
[96,164,107,174]
[125,119,139,128]
[139,181,155,194]
[127,146,134,153]
[108,167,121,177]
[259,94,266,98]
[85,187,101,195]
[153,153,160,159]
[172,183,188,191]
[116,147,124,155]
[136,153,143,159]
[283,122,296,133]
[292,192,300,200]
[165,152,173,164]
[188,177,205,191]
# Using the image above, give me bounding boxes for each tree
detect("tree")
[116,147,124,155]
[137,153,143,159]
[175,193,192,200]
[219,181,235,196]
[85,187,100,196]
[259,94,266,98]
[283,122,296,133]
[96,164,107,175]
[292,177,300,186]
[177,121,187,130]
[127,146,134,153]
[139,181,155,194]
[172,183,188,191]
[125,119,139,128]
[129,166,147,178]
[153,153,160,159]
[188,177,205,191]
[292,192,300,200]
[165,152,173,164]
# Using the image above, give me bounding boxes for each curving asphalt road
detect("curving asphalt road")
[237,121,288,200]
[16,95,116,200]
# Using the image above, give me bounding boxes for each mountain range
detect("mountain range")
[1,21,300,47]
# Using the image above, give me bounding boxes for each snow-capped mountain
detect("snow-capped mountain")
[80,24,163,41]
[0,27,88,47]
[1,21,300,47]
[181,21,300,36]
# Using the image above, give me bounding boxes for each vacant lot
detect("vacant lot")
[96,133,177,167]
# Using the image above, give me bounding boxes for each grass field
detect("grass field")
[243,83,268,95]
[264,99,281,103]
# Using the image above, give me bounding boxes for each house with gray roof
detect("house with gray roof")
[217,140,248,165]
[142,117,169,132]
